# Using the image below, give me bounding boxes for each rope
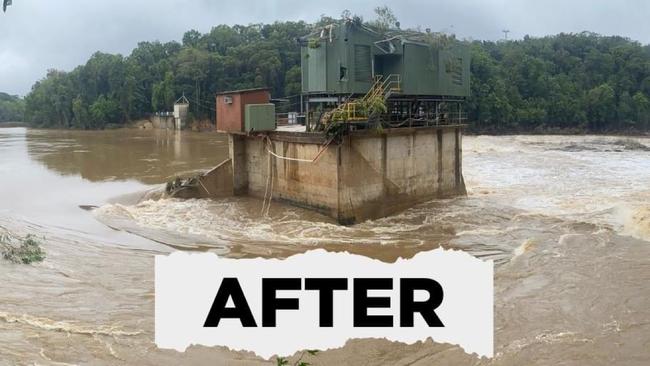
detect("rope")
[198,178,212,196]
[261,148,272,215]
[259,135,334,216]
[263,135,334,163]
[266,159,274,216]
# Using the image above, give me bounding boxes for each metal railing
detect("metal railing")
[361,74,401,104]
[386,111,468,128]
[276,112,305,127]
[324,74,402,123]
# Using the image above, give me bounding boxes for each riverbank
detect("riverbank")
[15,119,650,137]
[0,122,28,128]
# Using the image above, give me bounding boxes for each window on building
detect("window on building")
[340,66,348,81]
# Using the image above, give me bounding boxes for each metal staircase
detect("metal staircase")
[323,74,401,124]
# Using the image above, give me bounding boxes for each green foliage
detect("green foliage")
[72,96,91,128]
[423,33,456,50]
[0,92,24,122]
[24,22,310,129]
[369,6,398,33]
[363,93,388,117]
[152,72,176,111]
[633,91,650,126]
[90,95,121,128]
[182,30,202,48]
[585,83,615,128]
[1,234,46,264]
[284,65,302,96]
[468,32,650,132]
[274,350,319,366]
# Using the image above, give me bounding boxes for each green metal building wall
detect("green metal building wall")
[301,23,470,98]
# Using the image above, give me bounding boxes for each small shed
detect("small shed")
[216,88,271,132]
[174,95,190,130]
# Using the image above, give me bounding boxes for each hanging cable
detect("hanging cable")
[261,147,272,216]
[259,135,335,216]
[263,135,334,163]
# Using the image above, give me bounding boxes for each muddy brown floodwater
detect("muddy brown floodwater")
[0,127,649,365]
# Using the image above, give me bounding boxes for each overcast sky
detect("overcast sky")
[1,0,650,96]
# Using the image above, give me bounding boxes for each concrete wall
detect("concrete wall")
[151,115,175,129]
[198,159,234,198]
[229,125,465,224]
[336,127,464,223]
[169,159,234,199]
[244,137,340,216]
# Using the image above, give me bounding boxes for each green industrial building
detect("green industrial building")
[299,19,470,130]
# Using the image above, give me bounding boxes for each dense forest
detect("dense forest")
[469,33,650,132]
[11,8,650,132]
[0,92,25,122]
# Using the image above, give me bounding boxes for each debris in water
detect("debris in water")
[165,176,202,198]
[0,233,46,264]
[79,205,99,211]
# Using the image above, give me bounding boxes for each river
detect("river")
[0,127,649,365]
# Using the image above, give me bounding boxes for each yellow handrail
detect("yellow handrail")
[323,74,402,124]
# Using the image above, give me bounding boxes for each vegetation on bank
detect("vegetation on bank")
[14,7,650,133]
[276,350,319,366]
[0,92,25,122]
[469,33,650,133]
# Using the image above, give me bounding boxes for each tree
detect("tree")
[633,91,650,129]
[617,91,634,128]
[89,95,121,128]
[284,65,302,97]
[369,6,398,33]
[373,6,398,31]
[183,30,202,48]
[0,93,25,122]
[152,72,175,112]
[175,47,209,116]
[586,84,616,130]
[71,96,91,128]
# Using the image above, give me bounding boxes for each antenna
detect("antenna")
[502,29,510,41]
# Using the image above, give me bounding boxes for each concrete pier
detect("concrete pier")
[203,125,466,224]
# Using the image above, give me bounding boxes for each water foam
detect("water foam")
[0,311,141,337]
[624,206,650,242]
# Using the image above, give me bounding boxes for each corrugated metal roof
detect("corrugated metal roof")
[216,87,270,95]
